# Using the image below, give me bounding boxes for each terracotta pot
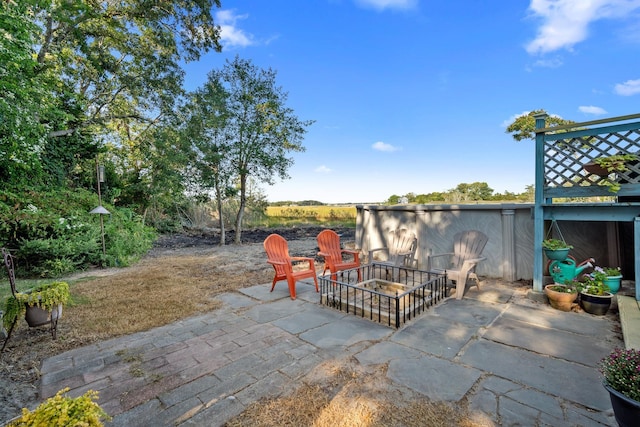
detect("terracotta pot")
[544,284,577,312]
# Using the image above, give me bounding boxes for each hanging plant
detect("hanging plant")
[584,153,639,193]
[3,281,70,330]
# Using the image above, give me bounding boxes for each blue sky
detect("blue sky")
[182,0,640,204]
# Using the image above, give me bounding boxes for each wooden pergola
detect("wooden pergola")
[533,113,640,299]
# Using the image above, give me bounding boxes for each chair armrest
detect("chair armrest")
[426,252,454,270]
[291,256,314,262]
[461,257,486,267]
[342,249,359,255]
[368,247,389,262]
[267,260,288,266]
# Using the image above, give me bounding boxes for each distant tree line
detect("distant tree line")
[385,182,535,205]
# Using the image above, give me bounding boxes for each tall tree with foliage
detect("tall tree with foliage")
[211,56,314,243]
[3,0,222,193]
[0,1,55,186]
[183,77,235,245]
[505,109,575,141]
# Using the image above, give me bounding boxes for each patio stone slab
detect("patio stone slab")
[483,316,613,367]
[387,356,482,401]
[459,339,611,411]
[390,316,476,358]
[299,316,392,349]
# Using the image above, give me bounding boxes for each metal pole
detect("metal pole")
[96,161,106,256]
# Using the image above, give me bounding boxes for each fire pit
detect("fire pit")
[319,263,447,328]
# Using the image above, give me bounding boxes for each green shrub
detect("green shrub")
[7,387,110,426]
[0,187,155,276]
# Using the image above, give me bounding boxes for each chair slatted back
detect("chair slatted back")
[451,230,488,268]
[317,230,342,260]
[264,234,291,277]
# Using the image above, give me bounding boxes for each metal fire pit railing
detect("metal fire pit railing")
[318,263,448,328]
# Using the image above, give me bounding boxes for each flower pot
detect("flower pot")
[604,383,640,427]
[579,292,612,315]
[603,275,622,294]
[544,248,570,261]
[584,162,611,177]
[544,284,577,311]
[24,303,63,327]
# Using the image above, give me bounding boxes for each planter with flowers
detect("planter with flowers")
[599,266,623,294]
[576,271,612,316]
[3,281,70,340]
[583,153,639,193]
[542,238,572,261]
[544,283,578,312]
[600,348,640,426]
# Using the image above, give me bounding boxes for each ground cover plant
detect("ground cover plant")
[0,227,490,426]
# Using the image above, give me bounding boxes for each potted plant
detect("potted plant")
[576,272,612,316]
[599,348,640,426]
[3,281,70,330]
[542,239,572,261]
[6,387,111,426]
[599,266,623,294]
[544,282,578,311]
[584,153,639,193]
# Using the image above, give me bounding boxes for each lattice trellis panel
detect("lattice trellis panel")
[544,125,640,192]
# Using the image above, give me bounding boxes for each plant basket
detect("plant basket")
[544,248,570,261]
[25,303,63,327]
[584,162,611,177]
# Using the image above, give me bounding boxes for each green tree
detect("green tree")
[451,182,493,201]
[3,0,222,193]
[506,109,575,141]
[211,57,314,243]
[0,1,54,186]
[386,194,401,205]
[183,76,235,245]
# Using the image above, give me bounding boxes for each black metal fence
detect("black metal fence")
[318,263,447,328]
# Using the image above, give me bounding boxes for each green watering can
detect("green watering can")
[549,258,594,284]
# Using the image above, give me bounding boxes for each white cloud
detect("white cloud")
[531,57,564,68]
[525,0,640,55]
[216,10,255,48]
[578,105,607,115]
[372,141,400,152]
[354,0,417,11]
[315,165,333,173]
[615,79,640,95]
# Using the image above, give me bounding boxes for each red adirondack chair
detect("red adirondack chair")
[316,229,361,281]
[263,234,318,300]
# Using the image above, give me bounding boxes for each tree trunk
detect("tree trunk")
[215,184,225,246]
[234,174,247,244]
